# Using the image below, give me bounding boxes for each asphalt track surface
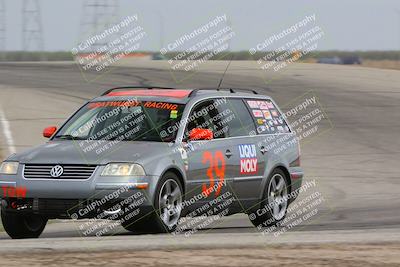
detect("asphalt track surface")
[0,61,399,249]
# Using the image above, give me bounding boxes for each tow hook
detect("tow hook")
[15,203,30,211]
[7,200,31,211]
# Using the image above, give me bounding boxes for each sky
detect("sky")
[2,0,400,51]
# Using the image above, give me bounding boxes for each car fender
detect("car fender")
[259,157,290,200]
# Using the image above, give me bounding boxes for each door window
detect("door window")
[185,98,259,140]
[185,99,228,140]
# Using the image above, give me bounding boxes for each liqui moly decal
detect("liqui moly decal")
[238,144,258,174]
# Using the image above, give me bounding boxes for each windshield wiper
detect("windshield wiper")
[54,135,84,140]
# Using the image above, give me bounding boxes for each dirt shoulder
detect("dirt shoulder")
[1,242,399,267]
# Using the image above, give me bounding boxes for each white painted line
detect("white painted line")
[0,107,16,154]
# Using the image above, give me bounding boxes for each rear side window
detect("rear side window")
[220,99,256,137]
[244,99,290,134]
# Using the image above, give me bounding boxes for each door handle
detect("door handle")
[260,146,267,155]
[225,149,232,158]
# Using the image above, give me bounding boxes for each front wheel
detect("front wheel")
[249,168,289,228]
[122,172,183,233]
[1,210,47,239]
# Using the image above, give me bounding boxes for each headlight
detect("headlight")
[0,162,19,175]
[101,163,145,176]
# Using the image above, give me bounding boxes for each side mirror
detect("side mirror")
[189,128,213,141]
[43,126,57,138]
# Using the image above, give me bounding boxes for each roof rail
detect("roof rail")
[187,88,258,97]
[101,86,176,96]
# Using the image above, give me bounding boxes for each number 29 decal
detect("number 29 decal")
[202,150,225,197]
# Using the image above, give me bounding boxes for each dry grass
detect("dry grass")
[298,59,400,70]
[359,60,400,70]
[1,242,400,267]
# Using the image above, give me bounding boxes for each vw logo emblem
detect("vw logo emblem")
[50,165,64,178]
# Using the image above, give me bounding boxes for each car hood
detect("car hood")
[8,141,173,165]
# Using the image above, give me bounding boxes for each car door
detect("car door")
[182,98,237,213]
[232,98,293,205]
[217,98,265,208]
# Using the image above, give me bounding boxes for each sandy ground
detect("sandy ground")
[0,242,399,267]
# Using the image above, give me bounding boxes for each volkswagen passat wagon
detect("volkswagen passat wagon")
[0,87,303,238]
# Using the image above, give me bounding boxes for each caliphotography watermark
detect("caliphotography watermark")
[68,186,149,237]
[72,14,147,81]
[248,179,327,237]
[64,97,185,163]
[172,181,236,237]
[283,90,333,144]
[249,14,325,83]
[160,14,235,82]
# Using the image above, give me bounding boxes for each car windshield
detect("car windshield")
[54,99,185,142]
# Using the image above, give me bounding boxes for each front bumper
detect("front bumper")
[0,164,157,202]
[0,165,158,219]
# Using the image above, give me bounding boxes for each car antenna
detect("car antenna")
[216,55,234,90]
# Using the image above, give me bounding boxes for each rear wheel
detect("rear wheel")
[249,168,289,228]
[122,172,183,233]
[1,210,47,239]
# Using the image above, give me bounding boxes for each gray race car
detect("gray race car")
[0,87,303,238]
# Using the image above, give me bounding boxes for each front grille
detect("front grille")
[24,164,97,179]
[36,199,83,214]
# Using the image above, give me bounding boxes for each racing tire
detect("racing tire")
[1,210,47,239]
[122,171,183,234]
[248,168,289,228]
